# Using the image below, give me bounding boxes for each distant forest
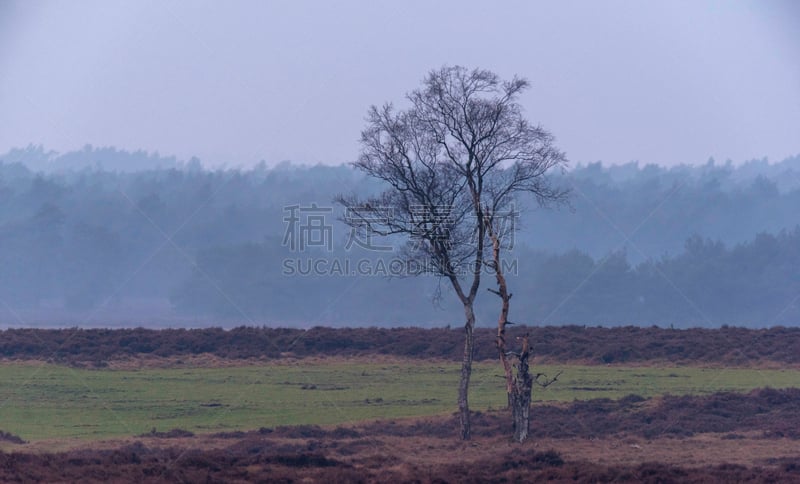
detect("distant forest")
[1,144,799,328]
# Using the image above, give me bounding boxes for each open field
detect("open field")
[1,326,799,482]
[0,387,799,482]
[0,360,798,441]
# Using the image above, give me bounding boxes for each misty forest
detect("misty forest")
[2,1,800,480]
[2,144,799,328]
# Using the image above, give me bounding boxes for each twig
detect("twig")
[534,369,563,388]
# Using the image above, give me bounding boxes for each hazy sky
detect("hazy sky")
[1,0,798,168]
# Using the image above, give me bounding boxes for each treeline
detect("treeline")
[1,145,800,327]
[0,147,365,313]
[0,325,797,366]
[174,228,800,327]
[505,228,800,327]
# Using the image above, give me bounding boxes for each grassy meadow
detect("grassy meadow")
[0,361,797,441]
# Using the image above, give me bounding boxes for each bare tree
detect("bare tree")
[338,66,566,440]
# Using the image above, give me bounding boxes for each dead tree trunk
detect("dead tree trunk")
[511,335,534,443]
[488,227,514,408]
[487,218,535,443]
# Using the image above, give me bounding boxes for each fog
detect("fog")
[1,2,799,329]
[1,145,799,328]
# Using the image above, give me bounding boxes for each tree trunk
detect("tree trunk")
[510,335,533,443]
[458,303,475,440]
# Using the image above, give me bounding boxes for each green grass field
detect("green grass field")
[0,361,797,441]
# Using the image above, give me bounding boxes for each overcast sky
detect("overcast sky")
[1,0,798,168]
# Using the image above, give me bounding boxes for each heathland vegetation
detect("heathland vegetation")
[0,325,797,366]
[0,343,798,482]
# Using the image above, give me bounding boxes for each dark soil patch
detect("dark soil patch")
[0,430,25,444]
[139,428,195,439]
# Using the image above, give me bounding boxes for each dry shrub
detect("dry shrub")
[0,430,25,444]
[3,325,800,366]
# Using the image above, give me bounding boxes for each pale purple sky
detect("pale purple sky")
[1,0,798,168]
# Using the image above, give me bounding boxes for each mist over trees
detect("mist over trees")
[1,145,800,328]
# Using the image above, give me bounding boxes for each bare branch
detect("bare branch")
[534,370,563,388]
